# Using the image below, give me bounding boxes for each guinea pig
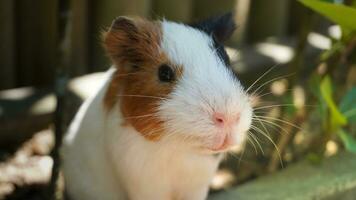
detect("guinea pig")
[61,12,253,200]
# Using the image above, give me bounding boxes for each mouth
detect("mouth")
[209,133,233,152]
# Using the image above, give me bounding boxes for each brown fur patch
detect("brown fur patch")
[103,17,182,141]
[103,17,163,69]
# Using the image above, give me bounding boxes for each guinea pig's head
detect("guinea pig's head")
[103,13,252,154]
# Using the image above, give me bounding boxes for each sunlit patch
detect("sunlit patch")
[256,42,294,64]
[30,94,56,115]
[308,32,331,50]
[293,86,305,110]
[0,87,35,100]
[328,25,342,39]
[69,72,107,100]
[293,131,305,145]
[270,79,288,96]
[210,169,235,190]
[325,140,339,157]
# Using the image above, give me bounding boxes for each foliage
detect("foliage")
[320,76,347,130]
[318,76,356,153]
[338,129,356,153]
[299,0,356,154]
[339,87,356,122]
[299,0,356,32]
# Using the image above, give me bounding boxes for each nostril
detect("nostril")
[213,113,225,126]
[216,117,224,124]
[213,112,241,127]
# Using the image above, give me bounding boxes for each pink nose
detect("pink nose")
[213,112,240,127]
[213,113,226,126]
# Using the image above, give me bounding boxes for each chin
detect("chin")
[191,138,241,155]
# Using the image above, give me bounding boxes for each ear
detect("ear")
[191,12,236,43]
[103,17,162,68]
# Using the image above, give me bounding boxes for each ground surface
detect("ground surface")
[1,128,356,200]
[210,151,356,200]
[0,129,54,200]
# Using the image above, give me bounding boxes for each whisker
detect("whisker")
[227,151,244,163]
[252,117,290,135]
[246,133,258,154]
[115,72,143,77]
[251,110,273,115]
[246,64,280,93]
[251,73,295,97]
[254,115,303,131]
[253,104,317,111]
[116,94,168,100]
[249,132,264,155]
[250,125,284,168]
[123,113,157,120]
[252,115,274,151]
[255,89,293,99]
[254,91,275,99]
[253,104,295,110]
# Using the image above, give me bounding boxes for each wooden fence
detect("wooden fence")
[0,0,304,90]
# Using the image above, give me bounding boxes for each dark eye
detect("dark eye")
[158,64,175,82]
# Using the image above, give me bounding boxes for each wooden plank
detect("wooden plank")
[16,0,40,86]
[0,0,16,89]
[70,0,89,76]
[232,0,251,45]
[90,0,151,72]
[152,0,193,22]
[288,0,308,36]
[37,0,58,86]
[16,0,57,87]
[247,0,290,42]
[192,0,236,21]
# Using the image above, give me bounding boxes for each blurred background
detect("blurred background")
[0,0,355,199]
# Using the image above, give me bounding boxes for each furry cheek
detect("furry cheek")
[101,17,183,141]
[104,67,181,141]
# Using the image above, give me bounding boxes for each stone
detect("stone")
[209,151,356,200]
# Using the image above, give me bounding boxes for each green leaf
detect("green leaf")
[338,129,356,153]
[299,0,356,31]
[340,87,356,122]
[320,76,347,129]
[310,75,328,126]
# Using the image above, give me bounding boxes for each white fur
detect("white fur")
[159,21,252,151]
[61,21,252,200]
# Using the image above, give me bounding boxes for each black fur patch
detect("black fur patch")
[190,12,236,43]
[189,12,236,67]
[212,35,230,66]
